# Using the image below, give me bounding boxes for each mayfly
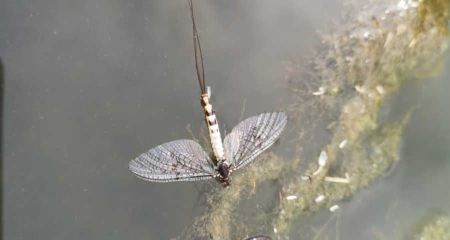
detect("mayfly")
[128,0,287,187]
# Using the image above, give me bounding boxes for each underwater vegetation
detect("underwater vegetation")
[410,214,450,240]
[416,0,449,35]
[180,0,450,239]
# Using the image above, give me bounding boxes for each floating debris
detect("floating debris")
[244,235,272,240]
[338,139,348,149]
[309,150,328,177]
[329,205,340,212]
[318,150,328,166]
[397,0,409,10]
[312,86,326,95]
[315,195,326,203]
[376,85,386,95]
[354,85,368,94]
[286,195,298,201]
[324,174,351,184]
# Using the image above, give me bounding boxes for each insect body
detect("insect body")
[129,111,287,187]
[128,0,287,187]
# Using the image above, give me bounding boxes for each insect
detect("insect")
[128,0,287,187]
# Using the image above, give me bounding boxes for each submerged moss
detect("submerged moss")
[181,1,450,239]
[416,0,450,36]
[411,214,450,240]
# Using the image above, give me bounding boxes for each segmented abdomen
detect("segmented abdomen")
[207,115,224,160]
[201,94,225,161]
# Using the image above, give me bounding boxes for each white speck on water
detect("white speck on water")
[286,195,298,201]
[355,85,367,94]
[273,227,278,233]
[318,150,328,167]
[363,31,370,39]
[376,85,385,95]
[329,205,340,212]
[315,195,325,203]
[339,139,348,149]
[397,0,408,10]
[312,86,326,96]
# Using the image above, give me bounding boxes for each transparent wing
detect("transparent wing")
[129,139,215,182]
[224,112,287,170]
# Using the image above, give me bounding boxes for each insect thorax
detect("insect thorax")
[216,160,231,187]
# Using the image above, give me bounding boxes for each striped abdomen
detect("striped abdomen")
[201,94,225,161]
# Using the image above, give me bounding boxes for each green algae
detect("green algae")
[416,0,450,36]
[409,214,450,240]
[180,1,450,239]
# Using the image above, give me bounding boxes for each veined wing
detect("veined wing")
[224,112,287,170]
[129,139,215,182]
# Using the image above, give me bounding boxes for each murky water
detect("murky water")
[356,62,450,239]
[1,1,341,239]
[2,0,449,239]
[296,56,450,240]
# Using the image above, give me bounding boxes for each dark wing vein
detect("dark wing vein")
[129,139,215,182]
[224,112,287,170]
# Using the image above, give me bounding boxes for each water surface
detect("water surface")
[1,1,341,239]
